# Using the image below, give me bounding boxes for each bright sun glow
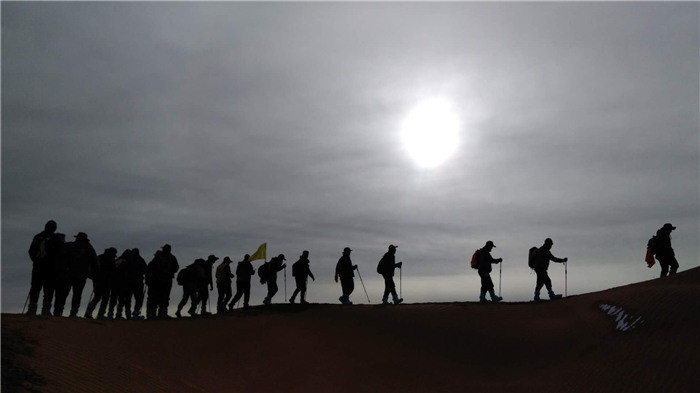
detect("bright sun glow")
[401,99,460,169]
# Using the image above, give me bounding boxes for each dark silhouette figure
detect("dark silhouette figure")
[335,247,357,305]
[146,244,179,319]
[110,249,132,319]
[290,251,315,304]
[176,259,206,317]
[377,245,403,305]
[263,254,286,305]
[196,255,217,315]
[475,241,502,303]
[84,247,117,319]
[533,238,568,301]
[27,220,61,315]
[127,248,147,319]
[228,254,255,310]
[655,223,679,277]
[49,234,69,316]
[53,232,97,317]
[215,257,234,313]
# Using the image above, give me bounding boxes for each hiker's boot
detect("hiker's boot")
[289,296,296,304]
[479,293,490,303]
[125,308,132,320]
[300,294,308,305]
[262,297,271,305]
[175,309,182,318]
[115,309,124,320]
[201,305,211,316]
[26,303,38,316]
[489,290,503,303]
[53,306,64,317]
[41,304,52,316]
[382,295,390,305]
[338,296,345,304]
[69,308,79,318]
[132,310,144,320]
[146,307,157,320]
[158,307,171,319]
[548,291,562,300]
[187,306,196,317]
[392,295,403,305]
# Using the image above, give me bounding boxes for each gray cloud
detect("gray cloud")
[2,2,698,310]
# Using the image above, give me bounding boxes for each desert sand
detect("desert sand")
[3,267,699,393]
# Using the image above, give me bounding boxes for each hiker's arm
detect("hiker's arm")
[550,254,567,263]
[28,236,39,262]
[309,270,315,281]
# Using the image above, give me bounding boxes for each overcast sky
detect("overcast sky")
[2,2,698,312]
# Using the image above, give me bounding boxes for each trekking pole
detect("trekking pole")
[399,265,402,298]
[356,266,371,303]
[284,266,287,302]
[22,291,30,314]
[565,261,568,297]
[499,261,502,297]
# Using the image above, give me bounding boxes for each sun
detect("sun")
[401,99,460,169]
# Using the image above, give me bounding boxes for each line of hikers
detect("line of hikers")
[25,220,680,319]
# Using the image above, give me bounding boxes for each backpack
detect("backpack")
[470,249,480,269]
[215,264,226,283]
[176,265,194,286]
[528,247,539,269]
[258,262,269,284]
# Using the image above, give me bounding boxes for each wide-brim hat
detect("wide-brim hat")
[208,254,219,261]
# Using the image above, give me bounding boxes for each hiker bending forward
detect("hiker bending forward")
[229,254,254,310]
[263,254,286,305]
[476,241,502,303]
[290,251,315,304]
[377,245,403,305]
[533,238,567,301]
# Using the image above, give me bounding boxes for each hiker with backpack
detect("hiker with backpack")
[335,247,357,305]
[530,238,568,301]
[377,245,403,305]
[127,248,147,319]
[290,251,315,304]
[27,220,62,316]
[472,241,502,303]
[216,257,234,313]
[228,254,255,310]
[84,247,118,319]
[262,254,286,305]
[145,244,180,319]
[175,258,207,317]
[195,255,218,315]
[110,249,132,319]
[53,232,97,317]
[652,223,679,277]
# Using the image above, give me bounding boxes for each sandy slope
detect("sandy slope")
[3,267,699,393]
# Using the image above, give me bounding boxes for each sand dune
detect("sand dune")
[3,267,699,393]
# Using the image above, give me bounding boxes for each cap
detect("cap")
[663,223,676,231]
[485,240,496,248]
[207,254,219,261]
[74,232,89,240]
[389,244,398,250]
[223,256,232,262]
[278,254,286,260]
[162,244,172,251]
[343,247,352,253]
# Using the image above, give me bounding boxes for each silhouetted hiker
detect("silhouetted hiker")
[290,251,315,304]
[127,248,147,319]
[110,249,132,319]
[475,241,502,303]
[27,220,61,316]
[176,259,206,317]
[532,238,568,301]
[216,257,234,313]
[84,247,117,319]
[53,232,97,317]
[262,254,286,305]
[654,223,679,277]
[377,245,403,305]
[335,247,357,305]
[146,244,180,319]
[228,254,254,310]
[196,255,218,315]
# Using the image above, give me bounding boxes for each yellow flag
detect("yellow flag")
[249,243,267,262]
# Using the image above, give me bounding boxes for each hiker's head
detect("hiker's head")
[278,254,286,261]
[244,254,250,261]
[132,248,140,256]
[484,240,496,250]
[162,244,172,254]
[121,249,132,258]
[662,223,676,232]
[45,220,57,233]
[106,247,117,256]
[302,250,309,258]
[388,244,398,254]
[223,256,232,264]
[74,232,89,242]
[543,238,553,248]
[207,254,219,263]
[343,247,352,255]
